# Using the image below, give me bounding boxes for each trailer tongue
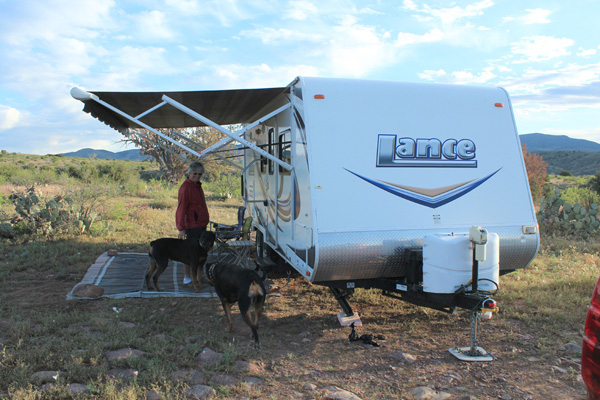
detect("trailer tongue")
[72,76,539,361]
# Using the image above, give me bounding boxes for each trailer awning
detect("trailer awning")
[77,87,288,132]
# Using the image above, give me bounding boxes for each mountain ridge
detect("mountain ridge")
[58,148,150,161]
[520,133,600,152]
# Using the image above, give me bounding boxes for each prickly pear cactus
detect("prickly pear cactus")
[538,187,600,237]
[5,186,104,237]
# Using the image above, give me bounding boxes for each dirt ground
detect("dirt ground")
[2,273,587,400]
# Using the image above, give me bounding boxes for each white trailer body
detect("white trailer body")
[243,77,538,286]
[71,76,539,313]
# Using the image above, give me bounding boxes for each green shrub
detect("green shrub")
[148,190,176,209]
[560,186,600,209]
[98,162,138,184]
[204,174,241,199]
[105,201,128,220]
[67,162,99,183]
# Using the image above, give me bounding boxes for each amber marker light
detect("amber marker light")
[314,94,325,99]
[494,103,504,107]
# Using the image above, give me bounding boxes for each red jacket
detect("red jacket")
[176,179,209,231]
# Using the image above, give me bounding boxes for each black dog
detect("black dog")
[146,231,216,292]
[206,262,266,348]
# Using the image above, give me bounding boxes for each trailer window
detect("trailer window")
[279,129,291,175]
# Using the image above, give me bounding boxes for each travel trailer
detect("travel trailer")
[72,77,539,359]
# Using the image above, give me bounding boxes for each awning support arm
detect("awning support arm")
[162,95,292,171]
[126,129,242,170]
[198,103,292,158]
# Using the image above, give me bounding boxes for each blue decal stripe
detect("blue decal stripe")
[345,169,501,208]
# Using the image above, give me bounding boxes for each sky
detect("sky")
[1,0,599,155]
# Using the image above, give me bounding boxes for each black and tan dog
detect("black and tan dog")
[146,231,216,292]
[206,262,266,348]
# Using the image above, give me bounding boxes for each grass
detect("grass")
[0,152,596,399]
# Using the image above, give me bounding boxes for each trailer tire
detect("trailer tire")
[255,229,269,261]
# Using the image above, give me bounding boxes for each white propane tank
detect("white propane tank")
[422,232,499,294]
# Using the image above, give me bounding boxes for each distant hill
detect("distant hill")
[519,133,600,175]
[520,133,600,152]
[58,148,150,161]
[535,151,600,176]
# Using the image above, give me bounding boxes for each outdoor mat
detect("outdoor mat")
[66,251,230,300]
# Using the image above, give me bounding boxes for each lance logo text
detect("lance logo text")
[377,134,477,168]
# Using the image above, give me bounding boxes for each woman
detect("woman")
[176,161,210,284]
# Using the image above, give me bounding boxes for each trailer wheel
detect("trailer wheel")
[255,229,269,261]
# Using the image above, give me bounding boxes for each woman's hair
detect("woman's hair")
[186,161,205,177]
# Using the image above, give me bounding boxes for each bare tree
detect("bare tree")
[122,126,243,183]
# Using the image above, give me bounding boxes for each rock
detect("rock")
[105,348,146,361]
[146,389,163,400]
[412,387,435,399]
[67,383,89,396]
[72,283,104,298]
[242,376,264,386]
[304,383,318,391]
[30,370,64,385]
[440,372,462,383]
[118,321,136,329]
[389,352,417,363]
[107,249,119,256]
[234,360,262,373]
[196,348,223,365]
[411,386,452,399]
[171,369,207,385]
[106,369,138,380]
[323,385,363,400]
[37,383,55,392]
[186,384,216,399]
[209,373,239,387]
[551,365,568,374]
[559,342,582,354]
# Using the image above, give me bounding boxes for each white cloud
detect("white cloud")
[132,10,175,41]
[502,63,600,93]
[0,1,115,47]
[578,48,597,57]
[284,0,319,21]
[113,46,172,76]
[164,0,200,14]
[396,29,444,46]
[239,27,323,45]
[511,36,574,63]
[207,63,320,89]
[522,8,551,24]
[0,105,22,130]
[327,23,396,77]
[404,0,494,25]
[419,67,497,84]
[359,7,383,15]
